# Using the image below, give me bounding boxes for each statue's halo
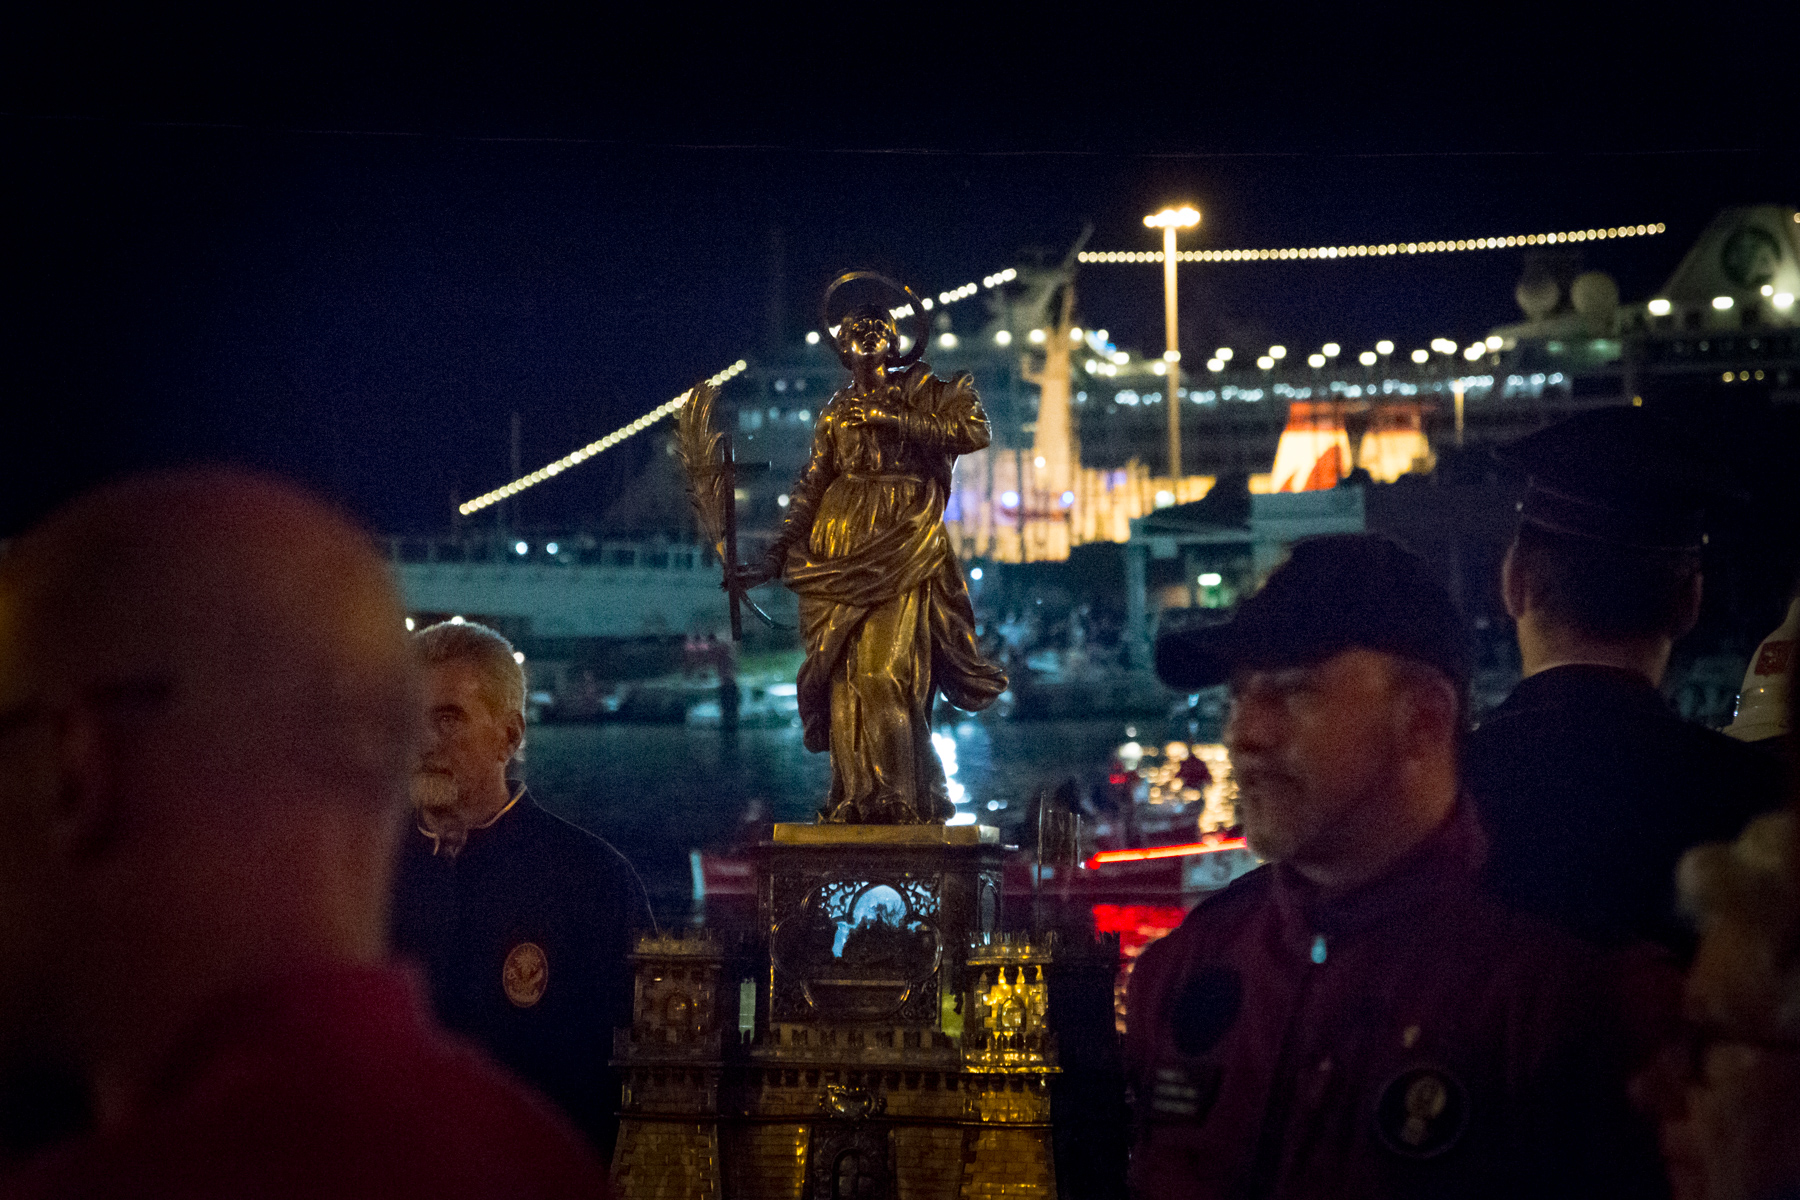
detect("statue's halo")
[820,271,932,372]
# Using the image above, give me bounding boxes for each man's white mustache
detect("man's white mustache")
[409,771,458,809]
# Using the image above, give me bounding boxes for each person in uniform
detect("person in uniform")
[391,620,651,1161]
[1468,407,1785,953]
[1140,534,1669,1199]
[0,470,608,1197]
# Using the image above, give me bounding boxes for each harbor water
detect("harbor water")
[521,715,1185,923]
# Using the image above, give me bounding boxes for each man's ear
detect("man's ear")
[1408,675,1460,754]
[46,701,127,857]
[502,710,526,763]
[1389,665,1458,758]
[1500,539,1527,622]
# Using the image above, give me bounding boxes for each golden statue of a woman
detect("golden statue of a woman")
[734,276,1006,824]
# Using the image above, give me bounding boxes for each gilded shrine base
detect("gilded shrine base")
[611,825,1059,1199]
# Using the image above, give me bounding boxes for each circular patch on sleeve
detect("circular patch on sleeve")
[502,941,549,1008]
[1375,1067,1469,1158]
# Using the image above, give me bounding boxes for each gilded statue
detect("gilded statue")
[689,273,1006,824]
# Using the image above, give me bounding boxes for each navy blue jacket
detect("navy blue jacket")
[391,792,651,1158]
[1467,665,1783,953]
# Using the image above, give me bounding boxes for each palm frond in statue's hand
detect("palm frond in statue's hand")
[675,380,729,564]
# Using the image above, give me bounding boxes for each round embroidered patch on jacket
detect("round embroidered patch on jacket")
[1375,1067,1469,1158]
[502,941,549,1008]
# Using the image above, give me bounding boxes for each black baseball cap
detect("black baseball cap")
[1494,407,1741,552]
[1154,533,1470,695]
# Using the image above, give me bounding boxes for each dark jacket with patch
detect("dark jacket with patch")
[391,792,651,1160]
[1467,665,1784,954]
[1123,805,1671,1200]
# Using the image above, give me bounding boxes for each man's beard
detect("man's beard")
[1234,726,1403,868]
[410,770,468,855]
[1234,764,1317,863]
[411,769,459,815]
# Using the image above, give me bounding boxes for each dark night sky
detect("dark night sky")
[7,5,1796,536]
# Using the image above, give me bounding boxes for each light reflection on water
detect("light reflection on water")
[521,715,1180,920]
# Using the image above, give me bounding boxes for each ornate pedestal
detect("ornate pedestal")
[612,824,1060,1199]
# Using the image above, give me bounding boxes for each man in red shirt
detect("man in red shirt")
[1140,534,1670,1199]
[0,470,608,1197]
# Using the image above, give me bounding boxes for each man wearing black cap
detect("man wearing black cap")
[1130,534,1666,1200]
[1467,408,1784,953]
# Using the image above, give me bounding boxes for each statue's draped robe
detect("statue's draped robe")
[772,364,1007,822]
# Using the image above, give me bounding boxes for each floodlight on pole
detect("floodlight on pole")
[1143,206,1201,478]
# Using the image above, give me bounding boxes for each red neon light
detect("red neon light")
[1091,904,1187,937]
[1082,837,1247,869]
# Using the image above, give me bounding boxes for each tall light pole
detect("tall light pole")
[1145,206,1200,480]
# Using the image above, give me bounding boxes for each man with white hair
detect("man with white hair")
[392,619,651,1161]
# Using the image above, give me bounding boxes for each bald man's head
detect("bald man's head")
[0,469,420,1130]
[0,469,418,810]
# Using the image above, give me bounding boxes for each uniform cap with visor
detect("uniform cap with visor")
[1155,533,1470,699]
[1494,407,1742,552]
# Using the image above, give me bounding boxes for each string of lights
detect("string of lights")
[463,265,1027,514]
[456,359,748,516]
[923,268,1017,310]
[825,269,1019,338]
[463,217,1661,516]
[452,218,1683,515]
[1078,222,1665,264]
[849,268,1022,328]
